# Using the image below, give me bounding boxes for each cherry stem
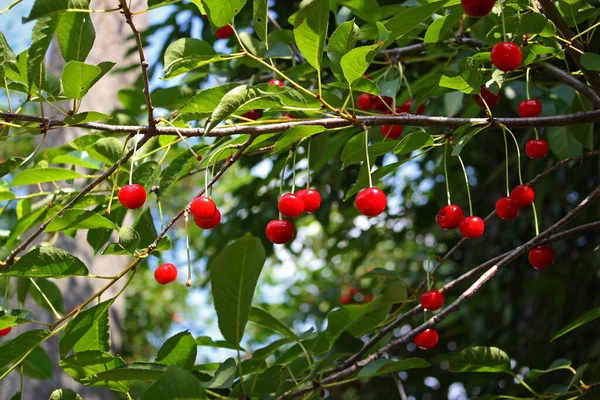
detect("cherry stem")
[279,150,293,219]
[364,128,373,188]
[503,130,510,197]
[457,155,473,216]
[159,118,201,160]
[526,67,532,100]
[184,211,192,287]
[29,278,61,320]
[2,276,9,310]
[129,136,139,186]
[534,127,540,140]
[306,139,312,189]
[205,145,233,197]
[426,258,432,290]
[443,142,451,205]
[291,147,298,194]
[504,127,523,184]
[532,201,540,236]
[498,0,508,42]
[108,136,131,214]
[399,62,412,99]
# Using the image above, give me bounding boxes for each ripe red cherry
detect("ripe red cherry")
[525,139,549,159]
[475,86,500,108]
[194,208,221,230]
[414,328,439,350]
[340,294,352,304]
[401,99,425,115]
[281,113,294,119]
[380,125,403,140]
[355,187,386,217]
[420,290,444,311]
[296,189,321,213]
[268,79,285,87]
[357,93,373,111]
[278,193,304,217]
[118,184,147,209]
[495,197,520,220]
[371,95,393,112]
[528,245,556,270]
[458,216,485,239]
[436,205,465,230]
[491,42,522,72]
[241,109,261,120]
[0,327,12,337]
[511,184,535,207]
[155,263,178,285]
[461,0,495,17]
[518,99,542,117]
[214,25,234,39]
[190,196,216,219]
[266,220,295,244]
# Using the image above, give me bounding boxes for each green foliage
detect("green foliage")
[5,247,89,278]
[449,346,512,373]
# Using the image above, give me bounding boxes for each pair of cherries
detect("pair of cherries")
[414,290,444,349]
[437,206,485,239]
[190,196,221,230]
[495,184,535,220]
[266,189,322,244]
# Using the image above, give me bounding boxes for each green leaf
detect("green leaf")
[517,12,555,37]
[210,234,266,345]
[253,0,268,43]
[252,337,295,360]
[141,366,207,400]
[336,0,381,24]
[163,38,222,79]
[0,330,51,370]
[273,126,325,153]
[0,189,16,201]
[56,12,95,62]
[195,336,240,350]
[341,132,398,166]
[25,0,90,22]
[133,209,157,248]
[547,126,582,159]
[203,358,236,389]
[581,52,600,71]
[527,359,572,381]
[249,307,298,339]
[551,307,600,341]
[64,111,112,125]
[28,17,59,90]
[158,145,205,197]
[9,168,83,186]
[384,0,450,42]
[87,363,168,382]
[357,358,430,377]
[293,0,329,71]
[264,42,293,59]
[62,61,102,99]
[380,280,408,305]
[59,299,112,358]
[0,309,34,329]
[201,0,246,28]
[59,350,129,393]
[87,137,124,165]
[0,157,24,179]
[30,278,64,313]
[439,68,482,94]
[394,131,434,155]
[0,32,16,83]
[327,20,360,81]
[49,389,83,400]
[177,83,240,115]
[341,44,382,84]
[4,247,89,278]
[22,345,53,379]
[312,303,376,354]
[449,346,512,373]
[156,331,197,370]
[451,123,489,156]
[45,209,118,232]
[424,9,462,45]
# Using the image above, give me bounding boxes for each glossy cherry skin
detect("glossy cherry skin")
[458,216,485,239]
[296,189,321,213]
[0,327,12,337]
[118,184,147,210]
[278,193,304,217]
[491,42,522,72]
[357,93,373,111]
[401,99,425,115]
[355,187,386,217]
[528,245,556,270]
[511,185,535,207]
[420,290,444,311]
[380,125,403,140]
[414,328,439,350]
[155,263,178,285]
[475,86,500,108]
[240,109,261,120]
[190,196,217,219]
[268,79,285,87]
[461,0,495,17]
[266,220,295,244]
[495,197,520,220]
[371,95,393,112]
[518,99,542,118]
[436,205,465,230]
[526,139,549,159]
[214,25,234,39]
[194,208,221,230]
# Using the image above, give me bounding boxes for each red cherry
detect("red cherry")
[355,187,386,217]
[340,294,352,304]
[528,245,556,270]
[518,99,542,118]
[458,216,485,239]
[371,95,393,112]
[215,25,234,39]
[194,208,221,230]
[266,220,295,244]
[118,184,147,210]
[278,193,304,217]
[511,185,535,207]
[401,99,425,115]
[491,42,522,72]
[268,79,285,87]
[0,327,12,337]
[357,93,373,111]
[495,197,520,220]
[474,86,500,108]
[190,196,216,219]
[420,290,444,311]
[281,113,294,119]
[414,328,439,350]
[380,125,403,140]
[526,139,549,159]
[436,205,465,230]
[296,189,321,213]
[363,294,373,303]
[155,263,178,285]
[461,0,495,17]
[240,109,261,120]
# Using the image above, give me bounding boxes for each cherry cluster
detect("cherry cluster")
[266,189,321,244]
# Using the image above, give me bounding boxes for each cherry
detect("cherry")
[268,79,285,87]
[278,193,304,217]
[214,25,234,39]
[0,327,12,337]
[436,205,465,230]
[458,216,485,239]
[340,294,352,304]
[518,99,542,118]
[526,139,549,159]
[474,86,500,108]
[296,189,321,213]
[371,95,393,112]
[355,187,386,217]
[461,0,495,17]
[357,93,373,111]
[401,99,425,115]
[490,42,522,72]
[118,184,147,210]
[528,245,556,270]
[495,197,520,220]
[511,184,535,207]
[266,220,295,244]
[281,113,294,119]
[240,109,261,120]
[155,263,178,285]
[380,125,403,140]
[420,290,444,311]
[190,196,217,219]
[194,208,221,230]
[414,328,439,350]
